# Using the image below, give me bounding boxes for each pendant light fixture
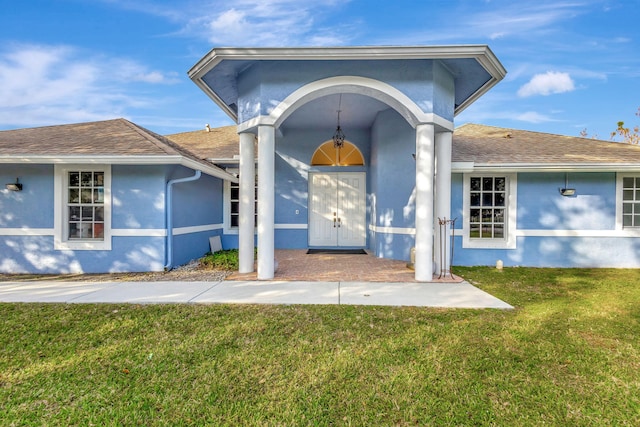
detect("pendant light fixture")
[332,94,345,149]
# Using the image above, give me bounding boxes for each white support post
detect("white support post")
[415,123,435,282]
[257,124,275,280]
[238,132,255,274]
[434,131,453,276]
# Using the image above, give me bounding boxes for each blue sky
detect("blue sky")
[1,0,638,139]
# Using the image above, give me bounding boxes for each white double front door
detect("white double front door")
[309,172,366,247]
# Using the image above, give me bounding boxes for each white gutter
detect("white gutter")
[452,162,640,173]
[0,155,238,183]
[164,170,202,271]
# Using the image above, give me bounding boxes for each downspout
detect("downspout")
[164,170,202,270]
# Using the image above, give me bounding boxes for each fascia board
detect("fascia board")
[0,155,183,164]
[180,158,238,182]
[189,45,507,80]
[190,45,504,71]
[452,162,640,173]
[0,155,238,182]
[454,47,507,116]
[191,77,239,122]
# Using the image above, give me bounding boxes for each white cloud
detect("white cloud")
[179,0,353,46]
[515,111,558,123]
[517,71,575,97]
[0,44,178,128]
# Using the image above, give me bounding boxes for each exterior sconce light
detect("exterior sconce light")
[559,173,575,196]
[5,178,22,192]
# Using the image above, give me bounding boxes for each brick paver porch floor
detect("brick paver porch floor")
[227,249,463,283]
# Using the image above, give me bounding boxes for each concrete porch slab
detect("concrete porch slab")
[0,281,117,303]
[339,281,513,309]
[69,281,222,304]
[192,280,339,305]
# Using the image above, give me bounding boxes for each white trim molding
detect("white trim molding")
[0,155,237,183]
[54,164,112,251]
[111,229,166,237]
[0,228,54,236]
[173,224,223,236]
[236,76,454,133]
[368,224,416,235]
[616,172,640,231]
[275,223,308,230]
[516,229,640,238]
[462,173,517,249]
[453,228,640,238]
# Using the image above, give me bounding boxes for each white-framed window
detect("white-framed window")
[462,173,517,249]
[619,174,640,228]
[223,169,257,233]
[54,165,111,250]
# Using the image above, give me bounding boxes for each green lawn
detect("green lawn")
[1,268,639,426]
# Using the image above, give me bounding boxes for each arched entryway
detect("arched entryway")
[238,76,453,281]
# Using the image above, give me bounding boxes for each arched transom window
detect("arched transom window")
[310,140,364,166]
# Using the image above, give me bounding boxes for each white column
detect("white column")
[434,130,453,276]
[415,123,435,282]
[238,132,255,274]
[257,124,275,280]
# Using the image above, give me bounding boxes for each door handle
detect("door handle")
[337,217,341,227]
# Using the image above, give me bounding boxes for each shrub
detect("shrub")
[200,248,257,271]
[200,249,240,270]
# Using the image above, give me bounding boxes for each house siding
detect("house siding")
[231,60,453,123]
[0,164,225,273]
[0,164,55,229]
[169,167,224,266]
[370,108,417,260]
[451,171,640,268]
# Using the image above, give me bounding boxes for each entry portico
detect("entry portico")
[189,46,506,281]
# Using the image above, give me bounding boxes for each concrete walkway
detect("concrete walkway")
[0,279,513,309]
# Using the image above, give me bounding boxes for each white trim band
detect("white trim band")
[275,223,308,230]
[0,228,54,236]
[368,225,416,235]
[0,224,225,238]
[173,224,223,236]
[111,229,166,237]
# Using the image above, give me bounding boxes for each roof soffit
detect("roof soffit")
[189,45,506,122]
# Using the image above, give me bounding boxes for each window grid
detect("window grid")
[622,176,640,228]
[229,177,258,228]
[67,171,105,240]
[469,176,506,239]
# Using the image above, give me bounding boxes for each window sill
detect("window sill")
[55,239,112,251]
[462,238,516,250]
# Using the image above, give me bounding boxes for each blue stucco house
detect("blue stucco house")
[2,45,640,279]
[0,119,236,273]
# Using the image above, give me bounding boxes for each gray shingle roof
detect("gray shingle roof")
[3,120,639,171]
[166,125,257,161]
[0,118,235,180]
[0,118,182,156]
[453,123,640,166]
[168,123,640,169]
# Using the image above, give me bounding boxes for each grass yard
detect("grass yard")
[1,268,639,426]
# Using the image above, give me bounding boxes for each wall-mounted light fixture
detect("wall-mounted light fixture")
[5,178,22,192]
[559,173,575,196]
